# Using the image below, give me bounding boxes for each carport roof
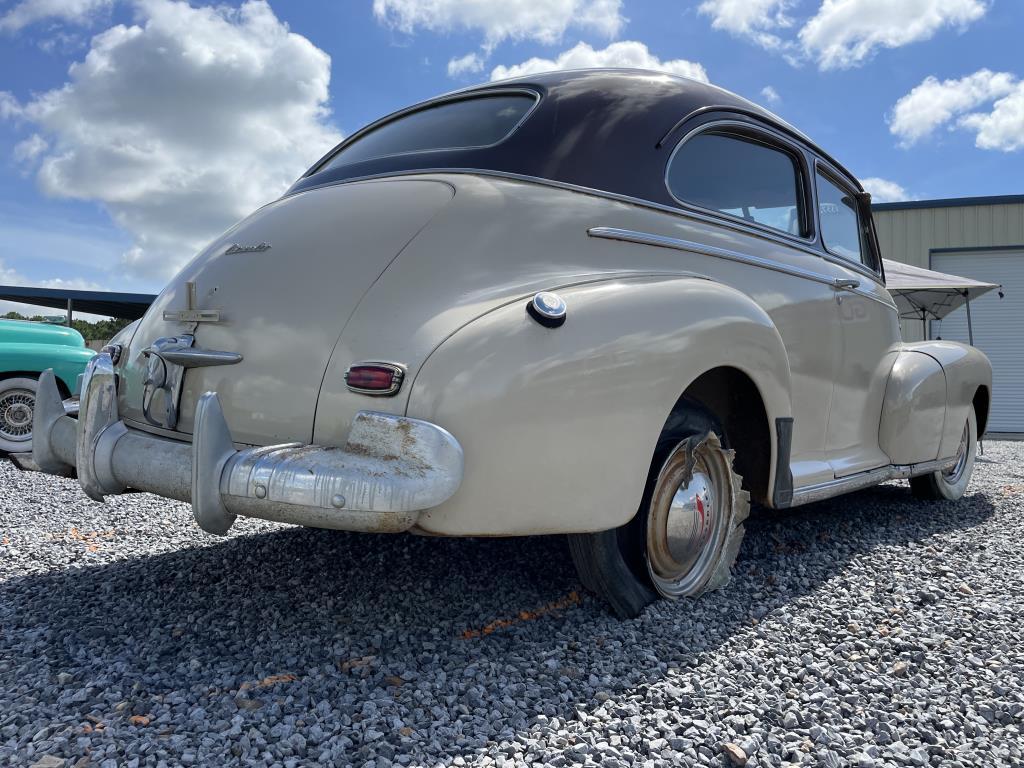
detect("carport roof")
[0,285,156,320]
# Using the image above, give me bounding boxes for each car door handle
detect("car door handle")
[832,277,860,290]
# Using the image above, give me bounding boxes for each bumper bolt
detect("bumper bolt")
[331,494,346,508]
[254,483,267,499]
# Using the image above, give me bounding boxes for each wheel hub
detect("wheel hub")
[0,389,35,441]
[646,445,728,598]
[665,471,715,567]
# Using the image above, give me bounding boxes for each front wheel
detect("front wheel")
[0,376,39,454]
[569,407,749,618]
[910,407,977,501]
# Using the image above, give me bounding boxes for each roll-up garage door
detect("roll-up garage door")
[931,249,1023,433]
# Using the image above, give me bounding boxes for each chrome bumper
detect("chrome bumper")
[32,354,464,535]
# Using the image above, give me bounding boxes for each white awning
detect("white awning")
[884,259,1001,321]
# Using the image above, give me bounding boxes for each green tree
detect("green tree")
[2,311,131,341]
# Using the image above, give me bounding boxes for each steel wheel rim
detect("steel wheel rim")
[646,448,728,598]
[944,420,970,484]
[0,388,35,442]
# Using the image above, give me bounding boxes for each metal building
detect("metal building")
[873,194,1024,434]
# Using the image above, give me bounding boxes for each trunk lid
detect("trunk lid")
[120,179,454,445]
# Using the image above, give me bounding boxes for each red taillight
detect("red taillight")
[344,362,404,396]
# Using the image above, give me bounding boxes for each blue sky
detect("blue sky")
[0,0,1022,314]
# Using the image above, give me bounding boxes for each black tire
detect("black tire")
[569,402,749,618]
[910,407,977,501]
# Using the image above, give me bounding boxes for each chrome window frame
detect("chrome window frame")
[312,88,541,174]
[664,119,817,247]
[813,159,885,283]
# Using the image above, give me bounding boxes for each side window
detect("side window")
[667,130,806,237]
[816,170,867,266]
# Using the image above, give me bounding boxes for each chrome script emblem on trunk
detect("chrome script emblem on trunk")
[224,241,271,254]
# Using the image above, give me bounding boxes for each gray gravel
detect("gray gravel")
[1,442,1022,768]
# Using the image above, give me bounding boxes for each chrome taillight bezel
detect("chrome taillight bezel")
[344,362,406,396]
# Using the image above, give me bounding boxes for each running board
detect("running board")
[789,457,958,507]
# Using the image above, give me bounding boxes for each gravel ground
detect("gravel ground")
[1,442,1022,768]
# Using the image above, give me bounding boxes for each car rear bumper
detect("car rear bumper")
[32,354,464,535]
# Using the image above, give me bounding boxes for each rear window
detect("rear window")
[667,131,806,237]
[321,93,536,171]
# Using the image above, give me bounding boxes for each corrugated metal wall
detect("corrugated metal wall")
[873,201,1024,340]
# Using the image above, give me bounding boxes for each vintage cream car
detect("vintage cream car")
[33,70,991,617]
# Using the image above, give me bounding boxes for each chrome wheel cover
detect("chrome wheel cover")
[944,421,970,485]
[0,388,35,442]
[646,443,729,598]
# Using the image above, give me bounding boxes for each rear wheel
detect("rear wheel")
[569,405,749,618]
[910,407,977,501]
[0,376,39,454]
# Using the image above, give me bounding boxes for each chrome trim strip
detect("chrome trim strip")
[588,227,896,310]
[790,456,959,506]
[587,226,840,287]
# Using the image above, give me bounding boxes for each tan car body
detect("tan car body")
[105,171,989,535]
[33,71,991,544]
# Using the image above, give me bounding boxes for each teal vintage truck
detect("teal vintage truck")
[0,318,94,453]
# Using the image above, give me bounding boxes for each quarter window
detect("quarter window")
[816,170,866,266]
[321,93,536,171]
[667,131,806,237]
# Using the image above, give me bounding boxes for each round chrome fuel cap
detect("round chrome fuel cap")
[527,291,567,327]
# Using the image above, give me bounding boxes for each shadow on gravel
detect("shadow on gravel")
[0,483,997,763]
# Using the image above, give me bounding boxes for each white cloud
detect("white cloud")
[0,0,111,33]
[0,92,22,119]
[698,0,989,70]
[889,69,1020,149]
[698,0,794,50]
[13,134,48,164]
[959,83,1024,152]
[2,0,341,281]
[447,51,484,77]
[860,177,909,203]
[760,85,780,104]
[373,0,625,50]
[800,0,988,70]
[490,41,708,83]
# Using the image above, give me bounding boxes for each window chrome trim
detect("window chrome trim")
[587,227,841,287]
[311,88,541,175]
[814,158,885,285]
[587,226,897,312]
[814,162,869,264]
[663,119,817,246]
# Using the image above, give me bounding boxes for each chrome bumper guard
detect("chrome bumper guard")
[33,355,464,535]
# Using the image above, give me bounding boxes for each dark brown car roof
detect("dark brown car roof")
[289,68,862,207]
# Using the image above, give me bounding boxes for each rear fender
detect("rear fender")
[405,275,792,536]
[879,341,992,464]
